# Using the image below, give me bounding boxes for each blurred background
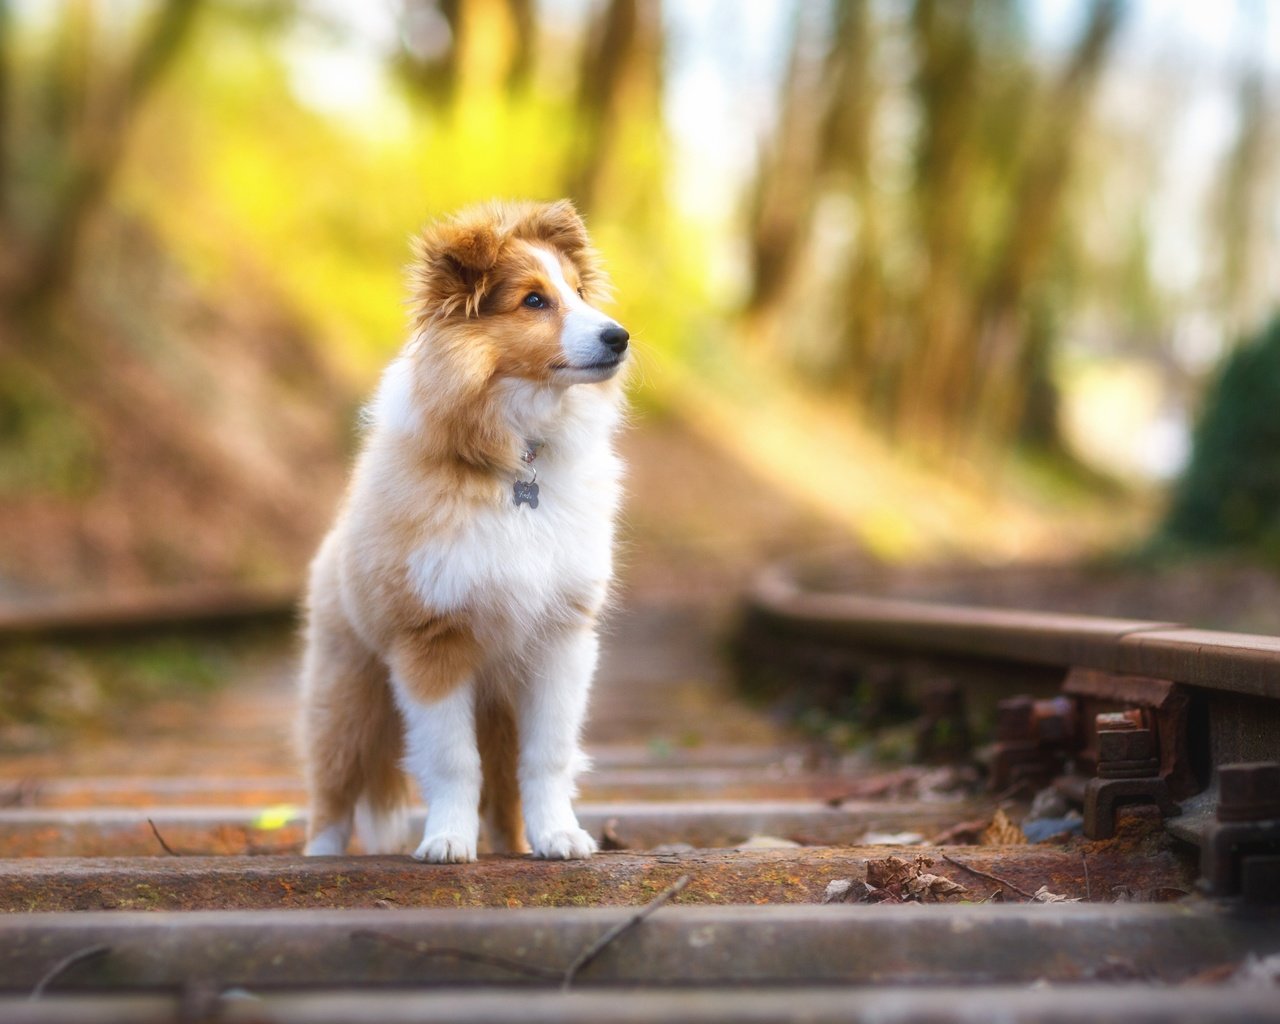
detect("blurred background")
[1,0,1279,739]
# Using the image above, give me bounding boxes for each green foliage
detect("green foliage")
[119,8,698,387]
[0,361,98,497]
[1162,315,1280,555]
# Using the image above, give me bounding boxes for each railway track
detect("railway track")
[1,572,1278,1023]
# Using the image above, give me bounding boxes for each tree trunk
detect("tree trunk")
[565,0,663,216]
[1,0,204,311]
[897,0,979,446]
[973,0,1122,445]
[743,4,836,335]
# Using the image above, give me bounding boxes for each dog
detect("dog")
[298,199,628,862]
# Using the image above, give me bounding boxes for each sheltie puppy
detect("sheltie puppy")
[298,199,628,862]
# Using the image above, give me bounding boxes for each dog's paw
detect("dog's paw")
[304,825,350,857]
[530,828,597,860]
[413,833,477,864]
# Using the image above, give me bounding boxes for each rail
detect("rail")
[739,560,1280,902]
[0,583,298,642]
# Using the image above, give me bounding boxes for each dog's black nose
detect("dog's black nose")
[600,325,629,355]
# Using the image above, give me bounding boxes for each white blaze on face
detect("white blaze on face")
[530,247,619,370]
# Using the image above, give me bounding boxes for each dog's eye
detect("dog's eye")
[522,292,546,309]
[576,286,585,299]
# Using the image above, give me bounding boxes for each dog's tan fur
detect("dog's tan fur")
[298,200,620,856]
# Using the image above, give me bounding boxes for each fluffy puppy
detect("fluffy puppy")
[298,199,628,862]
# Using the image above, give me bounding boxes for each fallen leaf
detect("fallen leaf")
[1031,885,1081,903]
[904,873,967,901]
[864,885,901,903]
[980,808,1028,846]
[863,855,966,902]
[866,854,926,890]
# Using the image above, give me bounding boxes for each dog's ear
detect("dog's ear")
[520,199,610,300]
[412,214,502,319]
[522,199,589,256]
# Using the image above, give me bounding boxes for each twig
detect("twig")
[1081,853,1092,902]
[561,875,689,990]
[350,930,562,982]
[940,853,1036,901]
[353,874,690,990]
[147,818,179,856]
[29,945,111,999]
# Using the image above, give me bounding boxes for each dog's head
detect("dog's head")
[411,200,628,386]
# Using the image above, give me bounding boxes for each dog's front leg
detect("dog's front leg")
[392,678,481,864]
[518,626,599,860]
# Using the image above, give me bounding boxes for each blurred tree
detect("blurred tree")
[0,0,204,312]
[744,0,1125,458]
[395,0,463,104]
[0,2,356,593]
[821,0,882,392]
[565,0,664,216]
[1215,66,1277,337]
[394,0,538,105]
[900,0,981,443]
[971,0,1123,445]
[744,3,831,325]
[391,0,666,219]
[745,0,882,360]
[505,0,534,93]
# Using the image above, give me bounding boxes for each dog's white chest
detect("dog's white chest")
[406,452,618,640]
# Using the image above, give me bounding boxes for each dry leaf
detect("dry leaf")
[980,808,1028,846]
[864,855,966,902]
[864,885,902,903]
[1031,885,1081,903]
[904,873,968,901]
[866,854,927,890]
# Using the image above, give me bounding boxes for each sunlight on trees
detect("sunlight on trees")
[0,0,1277,588]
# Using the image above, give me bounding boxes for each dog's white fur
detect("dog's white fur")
[297,200,626,862]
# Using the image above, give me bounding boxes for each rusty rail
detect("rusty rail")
[0,583,298,642]
[739,561,1280,902]
[748,564,1280,700]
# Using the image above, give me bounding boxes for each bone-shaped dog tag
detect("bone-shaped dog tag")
[513,480,540,509]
